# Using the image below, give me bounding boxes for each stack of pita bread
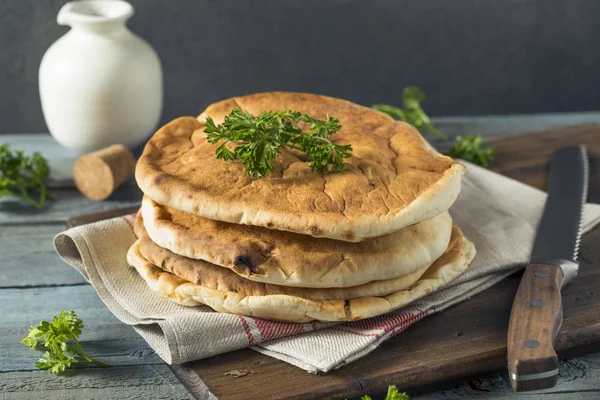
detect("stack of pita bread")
[128,92,476,323]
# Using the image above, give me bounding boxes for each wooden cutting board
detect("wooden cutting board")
[67,124,600,400]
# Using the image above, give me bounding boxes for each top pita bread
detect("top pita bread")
[136,92,464,241]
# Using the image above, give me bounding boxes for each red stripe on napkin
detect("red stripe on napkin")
[238,316,255,345]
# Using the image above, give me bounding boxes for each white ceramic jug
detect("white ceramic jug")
[40,0,163,154]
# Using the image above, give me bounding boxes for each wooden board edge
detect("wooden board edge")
[65,205,140,228]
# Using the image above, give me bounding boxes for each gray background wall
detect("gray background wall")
[1,0,600,133]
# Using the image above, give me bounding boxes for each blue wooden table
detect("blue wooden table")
[2,113,600,399]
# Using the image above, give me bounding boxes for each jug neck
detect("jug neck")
[57,0,134,34]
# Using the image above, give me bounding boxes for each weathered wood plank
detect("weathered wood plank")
[0,188,140,225]
[416,353,600,399]
[0,223,86,287]
[0,253,85,288]
[0,286,163,371]
[0,135,76,160]
[0,286,190,398]
[2,337,163,372]
[0,365,193,400]
[2,286,131,329]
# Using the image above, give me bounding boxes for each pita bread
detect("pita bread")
[127,226,475,322]
[136,92,464,242]
[135,229,429,300]
[140,196,453,288]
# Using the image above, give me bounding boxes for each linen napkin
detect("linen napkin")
[54,162,600,373]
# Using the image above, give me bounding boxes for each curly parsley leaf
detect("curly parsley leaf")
[204,108,352,177]
[0,144,54,208]
[22,311,108,374]
[361,385,409,400]
[448,135,495,167]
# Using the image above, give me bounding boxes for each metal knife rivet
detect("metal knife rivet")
[524,339,541,348]
[534,270,549,278]
[531,299,545,307]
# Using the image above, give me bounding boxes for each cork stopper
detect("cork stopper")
[73,144,136,201]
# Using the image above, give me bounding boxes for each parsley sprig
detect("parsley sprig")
[373,86,447,140]
[448,135,495,167]
[204,108,352,177]
[361,385,409,400]
[372,87,495,167]
[22,311,108,374]
[0,144,54,208]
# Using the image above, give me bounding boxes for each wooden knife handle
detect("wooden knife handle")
[507,263,564,392]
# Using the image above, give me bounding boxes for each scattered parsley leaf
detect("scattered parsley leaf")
[448,135,495,167]
[373,86,447,140]
[22,311,108,374]
[373,87,495,166]
[360,385,409,400]
[204,108,352,177]
[0,144,54,208]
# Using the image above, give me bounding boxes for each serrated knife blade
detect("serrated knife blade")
[529,145,589,280]
[507,145,589,392]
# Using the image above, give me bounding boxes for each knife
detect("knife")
[507,145,589,392]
